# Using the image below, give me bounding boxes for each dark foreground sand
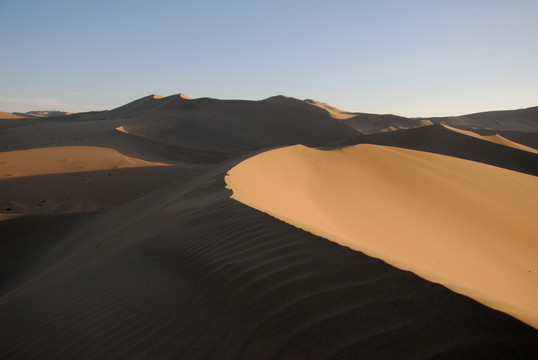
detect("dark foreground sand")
[1,94,537,359]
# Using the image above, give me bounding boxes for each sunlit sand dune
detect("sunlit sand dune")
[226,144,538,327]
[0,146,180,215]
[0,111,26,119]
[0,146,171,179]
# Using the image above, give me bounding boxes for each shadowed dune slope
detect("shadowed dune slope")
[464,128,538,150]
[341,124,538,176]
[340,113,432,134]
[0,166,189,215]
[0,212,97,296]
[110,94,194,114]
[1,162,537,359]
[426,106,538,132]
[441,125,538,154]
[262,95,431,133]
[113,98,359,154]
[261,96,538,134]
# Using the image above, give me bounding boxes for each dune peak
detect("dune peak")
[263,95,299,101]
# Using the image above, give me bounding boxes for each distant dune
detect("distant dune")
[1,93,537,359]
[107,94,359,154]
[424,106,538,132]
[262,95,432,133]
[343,123,538,176]
[261,95,538,134]
[0,110,72,120]
[0,111,26,119]
[1,146,170,178]
[442,124,538,154]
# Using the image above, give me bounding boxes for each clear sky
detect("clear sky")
[1,0,537,117]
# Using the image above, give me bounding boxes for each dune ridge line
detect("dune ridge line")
[225,143,538,328]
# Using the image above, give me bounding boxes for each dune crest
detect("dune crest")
[226,144,538,327]
[304,99,356,119]
[442,124,538,154]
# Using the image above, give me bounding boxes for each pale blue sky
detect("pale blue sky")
[1,0,537,117]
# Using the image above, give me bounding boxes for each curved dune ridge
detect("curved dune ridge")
[226,144,538,328]
[442,124,538,154]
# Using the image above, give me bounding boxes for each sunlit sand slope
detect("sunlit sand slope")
[0,146,179,214]
[226,144,538,327]
[0,146,170,178]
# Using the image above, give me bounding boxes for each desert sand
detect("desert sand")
[0,111,26,119]
[226,143,538,327]
[0,146,171,178]
[1,94,537,359]
[442,124,538,154]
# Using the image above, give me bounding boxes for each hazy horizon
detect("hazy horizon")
[1,0,537,117]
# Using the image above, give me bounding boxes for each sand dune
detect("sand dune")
[0,111,26,119]
[16,110,72,118]
[426,106,538,132]
[342,114,433,133]
[346,123,538,176]
[110,94,166,113]
[0,146,183,215]
[1,94,537,358]
[265,97,538,133]
[109,96,359,154]
[304,98,357,120]
[0,146,171,178]
[2,156,537,359]
[442,124,538,154]
[226,144,538,327]
[111,93,196,114]
[469,128,538,150]
[0,166,187,215]
[262,95,433,133]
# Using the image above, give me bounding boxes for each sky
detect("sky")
[1,0,537,117]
